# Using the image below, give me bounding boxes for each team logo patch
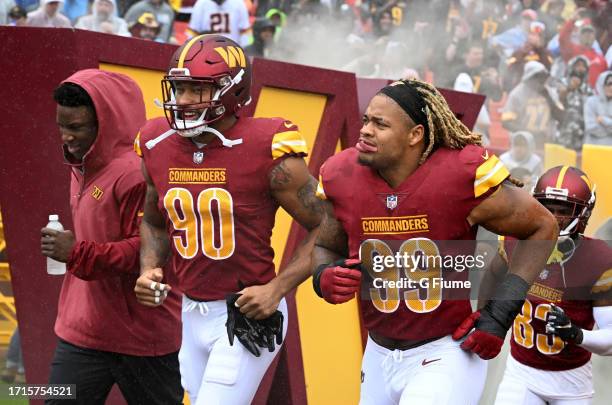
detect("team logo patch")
[386,194,398,210]
[91,185,104,200]
[193,151,204,164]
[539,269,549,280]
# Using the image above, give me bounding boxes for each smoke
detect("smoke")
[265,11,438,81]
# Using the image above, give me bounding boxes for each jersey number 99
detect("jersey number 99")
[360,238,442,314]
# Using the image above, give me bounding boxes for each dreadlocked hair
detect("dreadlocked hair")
[406,80,483,164]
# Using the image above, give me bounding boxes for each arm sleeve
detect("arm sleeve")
[579,306,612,356]
[583,96,600,133]
[66,182,146,280]
[558,19,577,62]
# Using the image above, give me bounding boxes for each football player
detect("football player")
[312,79,558,405]
[133,35,322,405]
[487,166,612,405]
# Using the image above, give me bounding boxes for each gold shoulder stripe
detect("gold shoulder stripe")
[316,175,326,200]
[592,268,612,294]
[134,132,142,157]
[474,155,510,197]
[271,130,308,159]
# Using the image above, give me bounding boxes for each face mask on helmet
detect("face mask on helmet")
[162,68,246,137]
[532,166,596,238]
[538,199,585,237]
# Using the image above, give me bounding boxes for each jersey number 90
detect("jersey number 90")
[163,187,235,260]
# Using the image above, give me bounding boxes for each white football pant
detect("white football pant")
[495,354,593,405]
[360,335,487,405]
[179,296,288,405]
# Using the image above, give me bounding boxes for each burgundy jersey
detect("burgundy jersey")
[318,145,509,340]
[137,117,307,300]
[505,237,612,371]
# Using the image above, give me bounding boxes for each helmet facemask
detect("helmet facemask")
[162,68,242,138]
[535,186,595,238]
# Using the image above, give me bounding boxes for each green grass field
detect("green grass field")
[0,380,29,405]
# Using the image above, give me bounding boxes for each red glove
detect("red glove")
[313,259,361,304]
[452,311,504,360]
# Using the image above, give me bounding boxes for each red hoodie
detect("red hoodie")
[559,19,608,88]
[55,69,181,356]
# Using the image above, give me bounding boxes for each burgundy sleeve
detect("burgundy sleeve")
[66,182,146,280]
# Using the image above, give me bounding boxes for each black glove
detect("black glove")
[545,303,583,344]
[225,293,284,357]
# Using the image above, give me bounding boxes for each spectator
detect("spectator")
[538,0,565,41]
[265,7,287,41]
[447,41,486,90]
[593,0,612,56]
[490,8,537,57]
[7,5,26,25]
[454,72,491,142]
[559,10,608,88]
[1,0,15,25]
[41,69,183,404]
[124,0,174,43]
[463,0,507,41]
[26,0,71,27]
[15,0,36,12]
[76,0,130,36]
[509,166,537,193]
[583,70,612,145]
[244,17,276,57]
[500,131,543,179]
[0,328,24,384]
[504,20,553,90]
[128,11,162,40]
[557,55,593,149]
[62,0,89,25]
[502,60,564,150]
[189,0,250,46]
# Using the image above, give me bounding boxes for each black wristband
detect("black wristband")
[312,263,328,298]
[480,273,530,338]
[574,327,584,344]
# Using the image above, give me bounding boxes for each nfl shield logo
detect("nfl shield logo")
[193,151,204,164]
[539,269,549,280]
[386,195,398,210]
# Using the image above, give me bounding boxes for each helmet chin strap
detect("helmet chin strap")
[197,126,243,147]
[146,125,243,150]
[559,217,580,237]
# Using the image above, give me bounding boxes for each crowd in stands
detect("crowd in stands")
[2,0,611,184]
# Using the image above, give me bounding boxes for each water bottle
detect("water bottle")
[46,214,66,275]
